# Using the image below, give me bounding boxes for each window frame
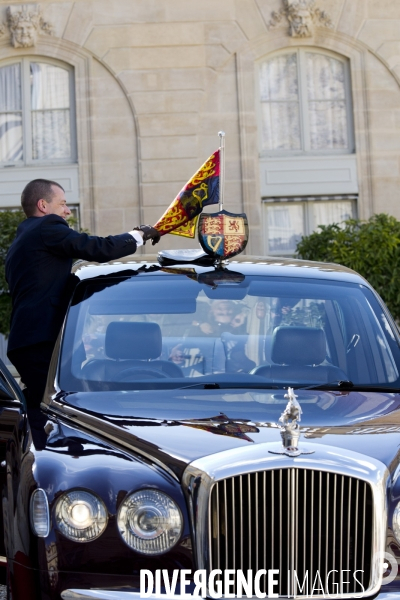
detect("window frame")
[0,56,77,168]
[263,196,358,256]
[257,47,355,157]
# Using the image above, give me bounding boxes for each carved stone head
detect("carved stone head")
[7,4,42,48]
[285,0,315,37]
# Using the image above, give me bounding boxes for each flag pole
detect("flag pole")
[218,131,225,212]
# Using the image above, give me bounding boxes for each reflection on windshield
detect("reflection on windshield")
[59,274,400,391]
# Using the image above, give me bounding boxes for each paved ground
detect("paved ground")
[0,585,6,598]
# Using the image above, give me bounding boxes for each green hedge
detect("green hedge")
[296,213,400,321]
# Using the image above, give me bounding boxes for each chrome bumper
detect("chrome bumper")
[61,592,192,600]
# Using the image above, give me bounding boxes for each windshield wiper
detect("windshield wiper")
[298,380,400,392]
[299,380,354,391]
[178,382,221,390]
[177,382,281,391]
[344,384,400,392]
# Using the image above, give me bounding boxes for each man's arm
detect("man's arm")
[40,215,143,263]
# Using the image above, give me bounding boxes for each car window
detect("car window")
[59,274,400,391]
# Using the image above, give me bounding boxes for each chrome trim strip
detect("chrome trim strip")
[58,589,400,600]
[232,480,236,569]
[46,400,180,482]
[61,593,193,600]
[182,441,389,599]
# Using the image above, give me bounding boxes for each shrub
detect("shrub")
[296,213,400,321]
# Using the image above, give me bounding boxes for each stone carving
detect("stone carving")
[1,4,52,47]
[268,0,332,38]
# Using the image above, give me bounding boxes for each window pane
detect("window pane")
[30,63,71,160]
[261,102,301,150]
[260,53,301,150]
[0,64,21,111]
[260,53,299,101]
[0,64,23,161]
[0,113,22,161]
[306,53,346,101]
[308,100,348,149]
[306,53,349,150]
[313,201,354,228]
[267,204,304,254]
[32,110,71,159]
[30,63,70,110]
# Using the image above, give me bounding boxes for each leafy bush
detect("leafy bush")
[296,213,400,321]
[0,210,25,337]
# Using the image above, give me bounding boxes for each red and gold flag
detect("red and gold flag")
[153,149,220,238]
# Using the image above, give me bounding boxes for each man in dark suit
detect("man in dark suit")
[6,178,160,408]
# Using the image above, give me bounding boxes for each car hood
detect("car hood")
[53,389,400,479]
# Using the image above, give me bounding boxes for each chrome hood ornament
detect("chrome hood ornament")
[269,388,315,457]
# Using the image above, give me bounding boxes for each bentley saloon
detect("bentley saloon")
[0,251,399,600]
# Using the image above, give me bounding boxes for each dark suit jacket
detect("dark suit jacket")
[6,214,138,352]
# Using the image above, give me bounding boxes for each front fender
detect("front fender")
[6,417,194,589]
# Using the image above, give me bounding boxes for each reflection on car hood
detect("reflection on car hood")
[55,389,400,478]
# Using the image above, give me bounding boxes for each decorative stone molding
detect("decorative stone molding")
[268,0,332,38]
[0,4,52,47]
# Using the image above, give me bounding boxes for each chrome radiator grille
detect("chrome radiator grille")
[209,468,373,597]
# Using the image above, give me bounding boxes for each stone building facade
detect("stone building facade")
[0,0,398,257]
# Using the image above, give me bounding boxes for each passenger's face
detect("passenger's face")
[211,301,235,323]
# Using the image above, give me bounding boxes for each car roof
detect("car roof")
[72,252,370,288]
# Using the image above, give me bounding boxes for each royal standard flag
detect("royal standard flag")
[153,149,220,238]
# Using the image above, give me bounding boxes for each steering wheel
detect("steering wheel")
[116,367,169,381]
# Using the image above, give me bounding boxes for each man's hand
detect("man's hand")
[134,225,161,245]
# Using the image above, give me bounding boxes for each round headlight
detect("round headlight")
[54,490,108,542]
[117,490,182,555]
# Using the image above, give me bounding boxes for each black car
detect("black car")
[0,253,400,600]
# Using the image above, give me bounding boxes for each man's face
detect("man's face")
[211,301,235,324]
[41,186,71,220]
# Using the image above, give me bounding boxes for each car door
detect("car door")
[0,358,26,575]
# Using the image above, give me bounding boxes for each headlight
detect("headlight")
[54,490,108,542]
[117,489,182,554]
[393,502,400,543]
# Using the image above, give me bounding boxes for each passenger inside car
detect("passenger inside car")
[187,300,247,337]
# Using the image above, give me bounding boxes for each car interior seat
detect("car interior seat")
[251,326,348,383]
[81,321,184,380]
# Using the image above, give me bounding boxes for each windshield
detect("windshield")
[59,271,400,392]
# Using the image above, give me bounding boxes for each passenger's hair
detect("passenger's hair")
[21,179,65,217]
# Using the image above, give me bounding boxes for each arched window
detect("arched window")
[0,58,76,165]
[258,48,357,255]
[259,48,354,155]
